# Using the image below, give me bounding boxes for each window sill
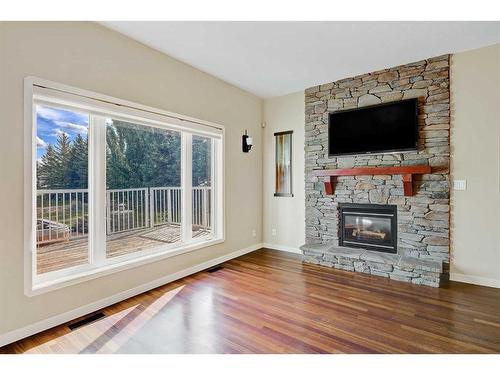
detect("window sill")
[26,237,225,296]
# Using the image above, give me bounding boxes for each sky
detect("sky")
[36,105,89,160]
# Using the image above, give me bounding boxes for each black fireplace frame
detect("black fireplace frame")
[339,203,398,254]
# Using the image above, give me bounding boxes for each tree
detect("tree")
[106,125,132,189]
[150,127,181,187]
[54,132,72,187]
[106,120,181,189]
[36,120,206,191]
[192,136,211,187]
[65,133,88,188]
[37,144,60,189]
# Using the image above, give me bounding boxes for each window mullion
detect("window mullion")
[89,115,107,265]
[214,139,223,239]
[210,138,216,237]
[182,132,193,242]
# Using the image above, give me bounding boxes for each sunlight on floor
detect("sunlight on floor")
[26,285,185,354]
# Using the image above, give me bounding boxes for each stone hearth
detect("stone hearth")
[302,55,450,287]
[300,244,446,287]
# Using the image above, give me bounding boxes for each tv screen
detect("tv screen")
[328,99,418,156]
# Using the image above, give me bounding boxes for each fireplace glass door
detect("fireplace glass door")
[339,203,397,253]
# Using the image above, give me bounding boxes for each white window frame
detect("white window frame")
[24,77,225,296]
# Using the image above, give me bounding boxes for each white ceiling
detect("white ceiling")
[101,22,500,98]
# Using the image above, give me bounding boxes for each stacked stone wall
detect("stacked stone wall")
[304,55,450,263]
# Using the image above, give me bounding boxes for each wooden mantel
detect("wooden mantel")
[314,165,432,196]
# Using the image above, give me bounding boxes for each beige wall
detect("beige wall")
[0,22,263,338]
[450,44,500,287]
[263,92,305,252]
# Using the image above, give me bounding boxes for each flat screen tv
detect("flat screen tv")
[328,98,418,156]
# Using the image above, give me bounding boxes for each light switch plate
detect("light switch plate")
[454,179,467,190]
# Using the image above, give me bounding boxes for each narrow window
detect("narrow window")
[192,135,214,241]
[35,105,90,274]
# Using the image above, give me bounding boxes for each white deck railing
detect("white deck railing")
[192,187,211,229]
[150,187,182,227]
[37,189,88,244]
[36,186,211,243]
[107,187,149,234]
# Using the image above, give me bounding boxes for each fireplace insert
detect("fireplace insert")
[339,203,397,253]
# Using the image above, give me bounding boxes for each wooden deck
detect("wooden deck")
[37,225,210,274]
[3,249,500,353]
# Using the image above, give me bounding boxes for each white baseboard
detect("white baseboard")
[0,243,263,348]
[263,243,302,254]
[450,273,500,288]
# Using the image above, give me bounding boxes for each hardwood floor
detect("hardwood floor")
[2,248,500,353]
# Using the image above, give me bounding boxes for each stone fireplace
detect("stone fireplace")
[300,55,450,287]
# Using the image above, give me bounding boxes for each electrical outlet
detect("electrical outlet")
[272,229,277,236]
[454,179,467,190]
[252,229,256,237]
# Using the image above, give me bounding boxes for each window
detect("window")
[26,78,224,294]
[192,135,214,241]
[35,105,90,274]
[105,119,183,258]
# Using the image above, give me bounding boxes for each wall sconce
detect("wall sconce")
[242,130,253,153]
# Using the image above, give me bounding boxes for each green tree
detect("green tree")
[65,133,88,188]
[106,121,181,189]
[150,128,181,187]
[54,132,72,187]
[36,120,207,191]
[106,125,132,189]
[37,144,61,189]
[192,136,211,187]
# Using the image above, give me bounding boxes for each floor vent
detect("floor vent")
[207,265,224,273]
[68,312,106,330]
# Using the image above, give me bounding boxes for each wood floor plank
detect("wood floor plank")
[2,248,500,354]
